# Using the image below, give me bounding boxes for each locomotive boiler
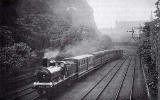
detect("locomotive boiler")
[33,60,68,94]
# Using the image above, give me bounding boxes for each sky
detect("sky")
[87,0,157,28]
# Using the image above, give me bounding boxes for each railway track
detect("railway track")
[0,67,42,100]
[2,84,36,100]
[132,57,149,100]
[115,56,136,100]
[79,56,131,100]
[26,56,147,100]
[2,56,128,100]
[129,57,136,100]
[27,58,126,100]
[31,57,126,100]
[1,69,38,100]
[31,58,126,100]
[112,58,132,100]
[80,57,128,100]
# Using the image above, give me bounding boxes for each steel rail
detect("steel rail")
[80,58,125,100]
[129,57,136,100]
[95,57,131,100]
[114,57,133,100]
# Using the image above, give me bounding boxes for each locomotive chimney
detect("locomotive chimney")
[42,58,48,67]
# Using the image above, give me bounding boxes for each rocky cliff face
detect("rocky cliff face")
[0,0,112,88]
[46,0,97,28]
[0,0,111,57]
[15,0,97,28]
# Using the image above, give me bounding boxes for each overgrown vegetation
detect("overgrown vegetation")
[0,0,111,95]
[0,0,111,78]
[138,0,160,99]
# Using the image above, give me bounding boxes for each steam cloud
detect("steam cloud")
[44,49,60,59]
[43,0,112,59]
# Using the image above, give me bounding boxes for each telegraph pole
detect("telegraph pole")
[127,25,143,42]
[127,25,143,65]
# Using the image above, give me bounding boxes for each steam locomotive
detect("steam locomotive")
[33,49,123,95]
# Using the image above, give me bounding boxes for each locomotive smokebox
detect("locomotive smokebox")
[42,58,48,67]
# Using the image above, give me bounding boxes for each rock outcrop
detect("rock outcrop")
[0,0,111,56]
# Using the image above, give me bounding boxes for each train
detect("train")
[33,49,123,96]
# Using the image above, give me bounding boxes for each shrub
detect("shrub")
[0,43,31,77]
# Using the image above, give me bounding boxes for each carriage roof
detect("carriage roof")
[65,54,93,60]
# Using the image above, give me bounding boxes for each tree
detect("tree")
[0,43,31,77]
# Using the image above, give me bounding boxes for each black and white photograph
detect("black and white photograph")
[0,0,159,100]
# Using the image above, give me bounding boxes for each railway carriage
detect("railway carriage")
[63,60,77,78]
[92,51,104,67]
[108,50,115,60]
[102,50,110,63]
[65,54,93,77]
[119,49,123,58]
